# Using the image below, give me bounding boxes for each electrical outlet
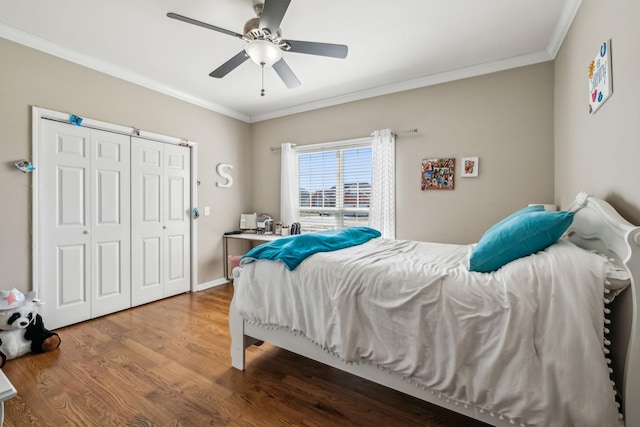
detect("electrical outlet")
[204,206,210,216]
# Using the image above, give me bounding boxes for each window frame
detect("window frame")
[295,137,373,232]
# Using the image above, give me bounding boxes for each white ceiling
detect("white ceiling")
[0,0,580,123]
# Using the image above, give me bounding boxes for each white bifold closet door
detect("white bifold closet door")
[131,137,191,306]
[39,120,131,329]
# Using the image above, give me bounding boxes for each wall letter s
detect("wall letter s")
[216,163,234,188]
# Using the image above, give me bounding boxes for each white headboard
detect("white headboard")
[565,192,640,426]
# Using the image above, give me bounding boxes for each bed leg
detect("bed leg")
[229,305,246,371]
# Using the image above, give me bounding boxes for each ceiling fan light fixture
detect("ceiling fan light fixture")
[245,40,282,67]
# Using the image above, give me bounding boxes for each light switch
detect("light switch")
[204,206,210,216]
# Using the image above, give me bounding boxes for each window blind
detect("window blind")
[297,143,372,232]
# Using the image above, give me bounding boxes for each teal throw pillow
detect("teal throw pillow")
[469,210,574,273]
[481,205,545,239]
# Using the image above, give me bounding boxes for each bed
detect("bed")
[229,193,640,427]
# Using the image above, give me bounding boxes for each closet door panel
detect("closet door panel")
[131,138,165,306]
[96,241,121,296]
[143,174,161,222]
[163,144,191,298]
[57,244,87,305]
[97,170,119,223]
[91,130,131,317]
[168,234,186,281]
[167,175,185,221]
[142,237,162,286]
[58,167,86,226]
[40,120,92,329]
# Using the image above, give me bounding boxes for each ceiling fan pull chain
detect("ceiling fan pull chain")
[260,62,266,96]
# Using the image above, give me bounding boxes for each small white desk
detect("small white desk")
[0,369,17,426]
[223,233,281,280]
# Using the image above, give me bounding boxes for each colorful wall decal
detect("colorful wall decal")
[588,39,613,114]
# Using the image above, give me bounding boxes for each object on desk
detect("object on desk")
[275,223,282,235]
[281,225,290,236]
[256,213,272,234]
[240,213,257,233]
[264,219,273,234]
[290,222,301,235]
[14,160,35,173]
[224,230,242,235]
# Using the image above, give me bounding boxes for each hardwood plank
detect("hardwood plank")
[1,285,489,426]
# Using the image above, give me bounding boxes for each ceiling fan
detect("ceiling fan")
[167,0,348,96]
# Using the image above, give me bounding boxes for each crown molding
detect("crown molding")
[546,0,582,58]
[0,23,250,122]
[249,50,553,123]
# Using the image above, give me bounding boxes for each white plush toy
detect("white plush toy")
[0,288,61,367]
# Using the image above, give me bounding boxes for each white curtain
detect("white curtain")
[280,143,299,226]
[370,129,396,239]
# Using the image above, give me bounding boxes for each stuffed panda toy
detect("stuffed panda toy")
[0,288,61,367]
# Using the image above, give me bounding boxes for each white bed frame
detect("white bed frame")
[229,193,640,427]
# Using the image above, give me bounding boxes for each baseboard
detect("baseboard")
[196,277,229,291]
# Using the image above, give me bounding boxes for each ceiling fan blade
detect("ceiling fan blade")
[259,0,291,35]
[167,12,243,39]
[209,51,249,78]
[273,58,301,89]
[285,40,348,59]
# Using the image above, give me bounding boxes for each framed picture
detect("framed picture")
[461,156,479,177]
[421,158,455,190]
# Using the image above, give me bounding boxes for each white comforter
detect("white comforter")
[232,238,620,427]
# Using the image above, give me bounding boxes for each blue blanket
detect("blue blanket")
[240,227,381,270]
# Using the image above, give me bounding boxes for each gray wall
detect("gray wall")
[0,37,251,293]
[250,63,555,244]
[555,0,640,222]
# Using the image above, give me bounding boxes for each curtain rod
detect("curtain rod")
[269,128,418,151]
[396,128,418,135]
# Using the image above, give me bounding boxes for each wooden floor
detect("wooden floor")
[2,285,490,426]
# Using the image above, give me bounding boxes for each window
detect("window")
[296,140,372,232]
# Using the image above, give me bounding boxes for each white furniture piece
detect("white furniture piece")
[0,369,17,426]
[222,233,281,281]
[230,194,640,426]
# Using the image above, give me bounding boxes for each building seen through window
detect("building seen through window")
[297,146,371,232]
